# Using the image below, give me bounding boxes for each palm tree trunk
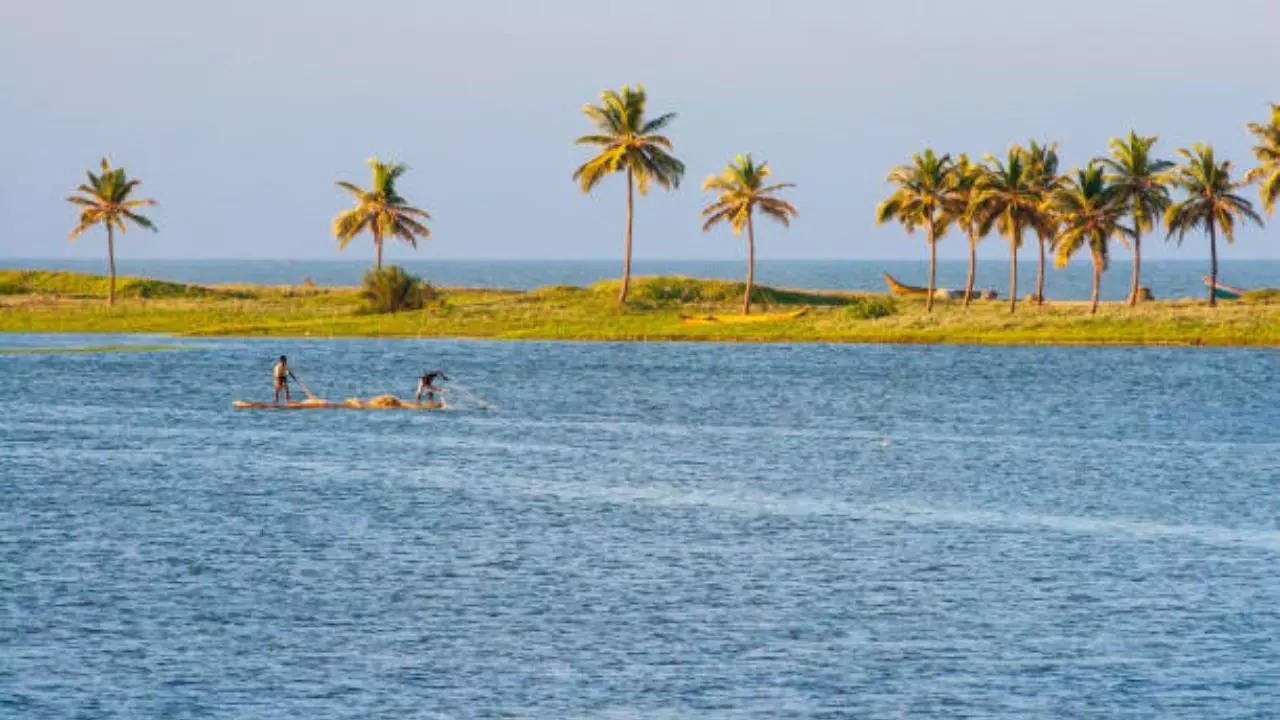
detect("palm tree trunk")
[107,223,116,306]
[1008,232,1019,315]
[620,167,634,304]
[743,213,755,315]
[964,232,976,308]
[925,217,936,313]
[1091,253,1101,314]
[1208,222,1218,308]
[375,227,383,270]
[1128,229,1142,306]
[1035,234,1046,305]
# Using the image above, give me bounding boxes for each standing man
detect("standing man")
[416,370,450,404]
[273,355,294,405]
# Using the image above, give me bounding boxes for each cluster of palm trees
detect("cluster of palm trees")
[572,85,796,313]
[65,93,1277,315]
[877,103,1280,313]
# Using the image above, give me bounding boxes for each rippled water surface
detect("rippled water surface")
[3,335,1279,718]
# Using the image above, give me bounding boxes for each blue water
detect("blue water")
[3,335,1279,717]
[6,257,1280,301]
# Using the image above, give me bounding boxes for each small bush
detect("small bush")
[842,296,897,319]
[634,276,739,304]
[361,265,425,313]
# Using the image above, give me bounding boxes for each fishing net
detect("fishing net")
[440,382,499,410]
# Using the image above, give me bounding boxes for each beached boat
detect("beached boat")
[1203,276,1247,300]
[232,395,442,410]
[882,273,985,299]
[882,273,929,296]
[680,308,809,325]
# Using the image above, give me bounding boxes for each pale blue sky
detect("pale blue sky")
[2,0,1277,262]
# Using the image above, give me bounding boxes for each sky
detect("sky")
[2,0,1278,263]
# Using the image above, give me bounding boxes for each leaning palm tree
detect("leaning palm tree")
[973,147,1041,314]
[1096,131,1173,306]
[1244,102,1280,217]
[701,154,797,314]
[67,157,157,306]
[1025,140,1063,305]
[1165,144,1263,307]
[572,85,685,303]
[943,153,987,306]
[875,148,954,312]
[333,158,431,270]
[1050,163,1133,314]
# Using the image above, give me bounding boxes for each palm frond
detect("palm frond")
[701,206,736,232]
[121,210,157,231]
[335,181,367,199]
[641,112,676,134]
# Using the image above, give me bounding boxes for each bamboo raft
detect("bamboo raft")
[232,394,443,410]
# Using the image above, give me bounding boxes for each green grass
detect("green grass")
[2,269,1279,346]
[0,270,234,299]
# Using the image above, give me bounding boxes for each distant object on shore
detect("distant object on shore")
[1204,276,1247,300]
[883,272,995,300]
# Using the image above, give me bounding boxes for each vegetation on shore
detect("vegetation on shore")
[700,154,797,315]
[66,158,157,306]
[57,93,1275,320]
[3,270,1278,346]
[332,159,431,270]
[879,125,1272,313]
[573,85,685,303]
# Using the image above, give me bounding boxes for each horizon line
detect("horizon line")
[2,256,1275,263]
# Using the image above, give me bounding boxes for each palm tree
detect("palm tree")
[67,158,157,306]
[1025,140,1063,305]
[572,85,685,303]
[875,148,954,312]
[333,158,431,270]
[701,154,797,314]
[1096,131,1173,306]
[1245,102,1280,217]
[1050,163,1133,314]
[973,147,1041,314]
[943,154,987,307]
[1165,145,1263,307]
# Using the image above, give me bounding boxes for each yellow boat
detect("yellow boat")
[232,394,442,410]
[882,272,929,296]
[680,308,808,325]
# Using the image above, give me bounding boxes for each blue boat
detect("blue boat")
[1203,275,1247,300]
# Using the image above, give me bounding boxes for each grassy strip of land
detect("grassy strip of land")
[2,269,1279,346]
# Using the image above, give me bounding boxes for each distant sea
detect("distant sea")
[5,257,1279,301]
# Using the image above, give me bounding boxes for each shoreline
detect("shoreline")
[2,269,1278,348]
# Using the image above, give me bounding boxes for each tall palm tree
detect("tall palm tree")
[572,85,685,303]
[67,157,157,306]
[875,148,954,312]
[333,158,431,270]
[1165,144,1263,307]
[973,147,1041,314]
[1025,140,1063,305]
[943,153,987,307]
[1097,131,1173,306]
[701,154,797,314]
[1050,163,1133,314]
[1245,102,1280,217]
